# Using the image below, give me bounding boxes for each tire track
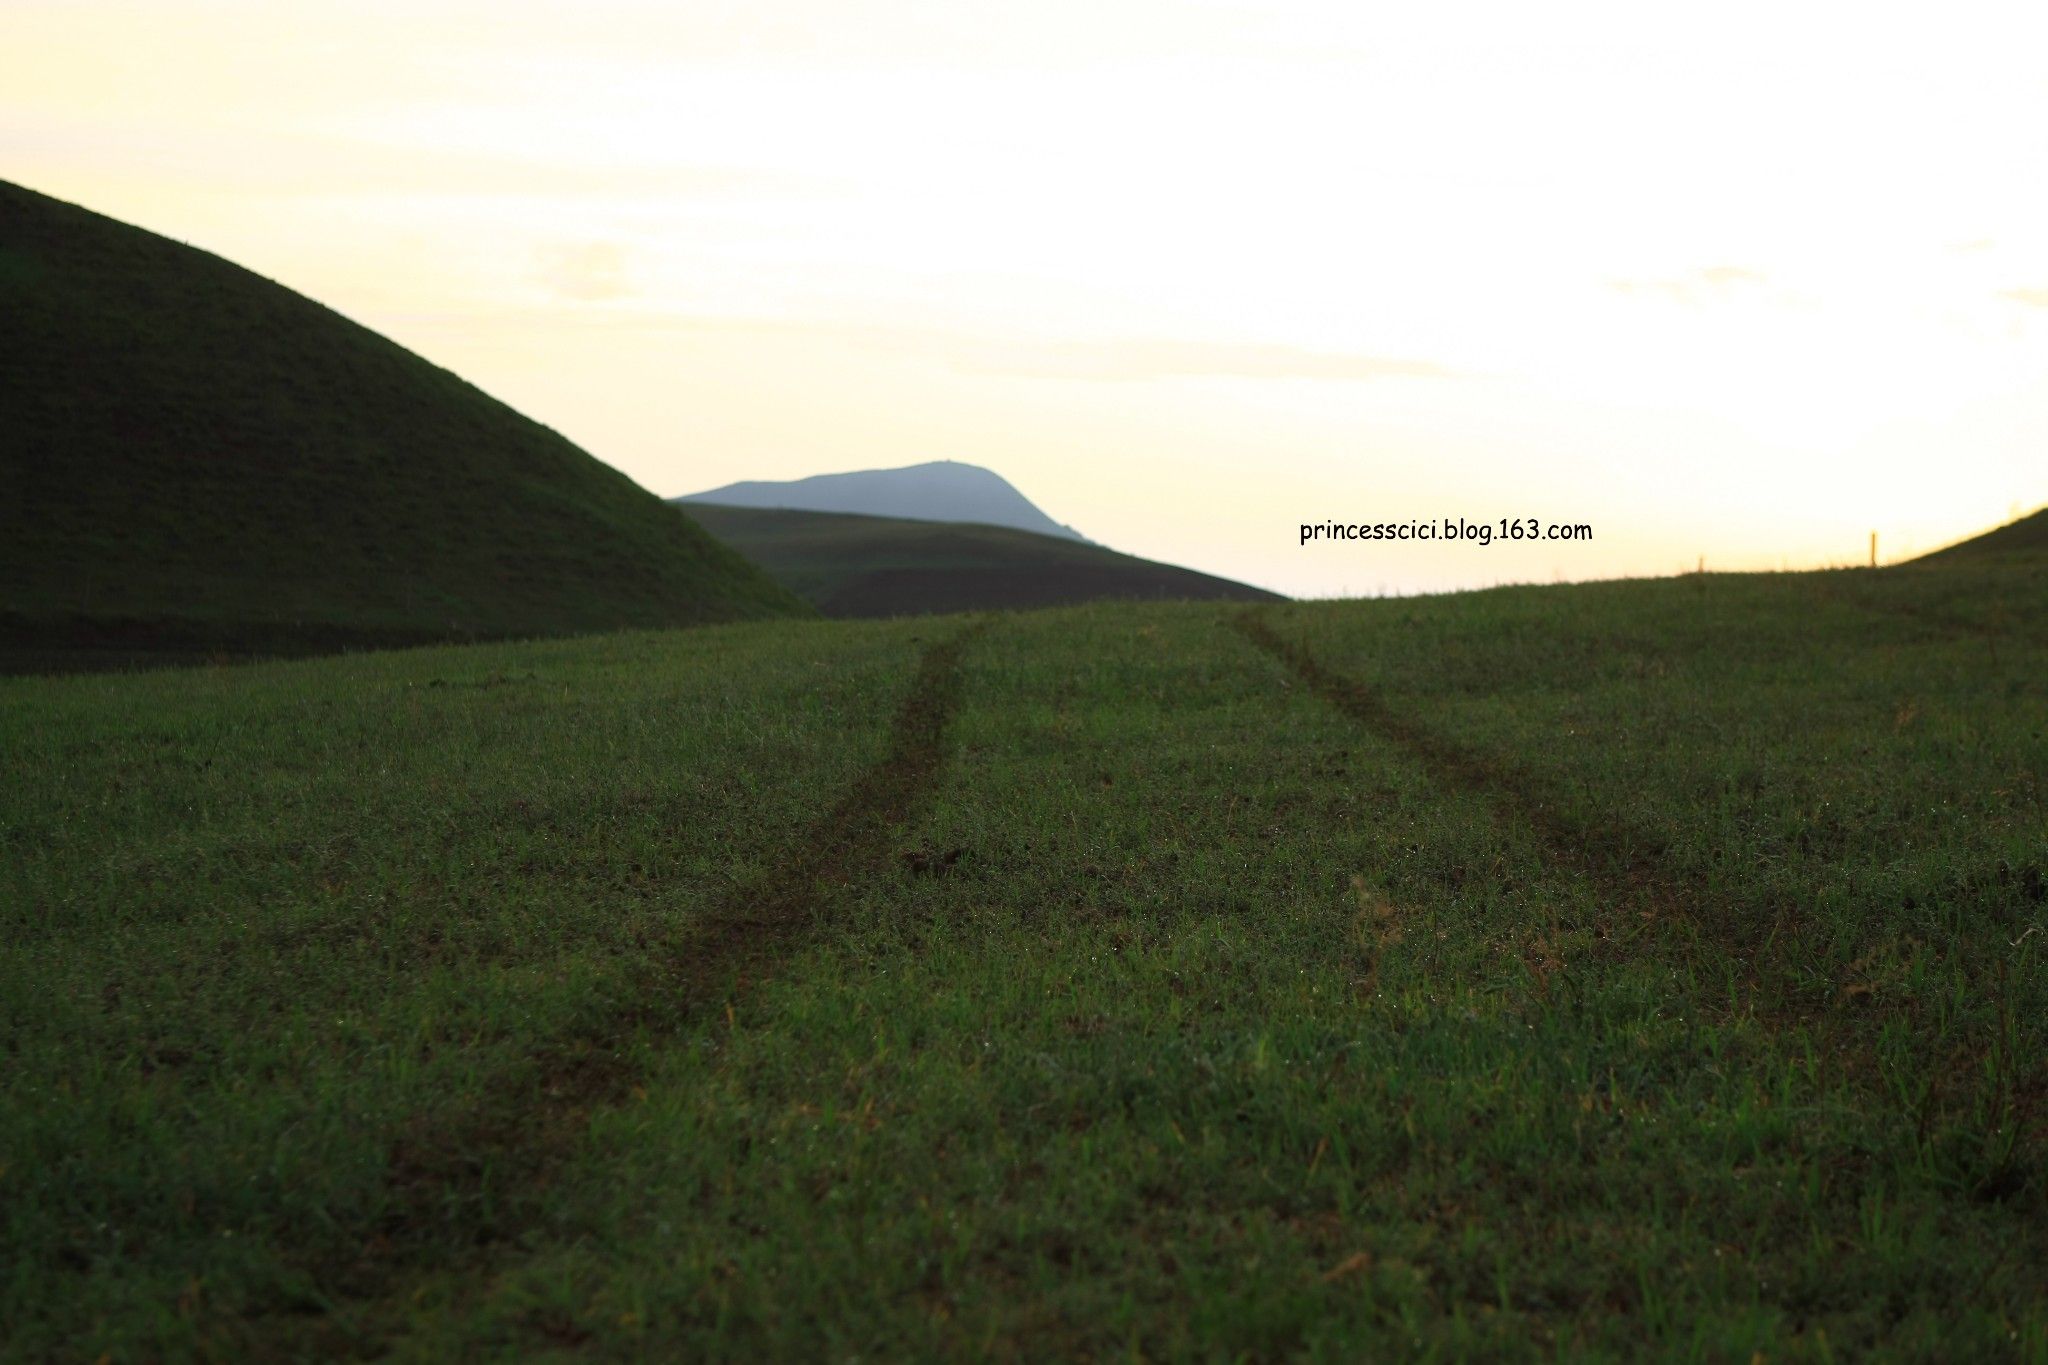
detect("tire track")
[653,618,985,1013]
[1230,611,1719,954]
[1230,611,2043,1208]
[283,622,986,1351]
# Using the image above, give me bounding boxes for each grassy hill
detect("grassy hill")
[679,459,1089,540]
[683,502,1281,615]
[1913,504,2048,562]
[0,180,808,671]
[5,555,2044,1359]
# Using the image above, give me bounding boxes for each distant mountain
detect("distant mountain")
[680,504,1282,618]
[1913,506,2048,562]
[677,461,1088,541]
[0,180,808,671]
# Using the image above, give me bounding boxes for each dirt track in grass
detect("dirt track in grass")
[1229,611,1759,988]
[667,620,987,1007]
[294,623,988,1349]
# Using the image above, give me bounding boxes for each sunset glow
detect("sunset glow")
[8,0,2044,594]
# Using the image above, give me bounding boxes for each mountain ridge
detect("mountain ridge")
[677,460,1089,541]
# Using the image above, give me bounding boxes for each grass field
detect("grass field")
[4,554,2044,1361]
[679,503,1279,618]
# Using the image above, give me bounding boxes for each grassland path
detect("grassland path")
[1230,604,2043,1232]
[1230,603,2020,1050]
[1229,609,1763,1005]
[289,621,989,1353]
[655,618,988,1012]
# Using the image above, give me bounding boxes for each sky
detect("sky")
[5,0,2045,596]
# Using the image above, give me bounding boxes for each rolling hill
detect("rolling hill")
[678,460,1089,541]
[1913,504,2048,562]
[681,502,1282,616]
[0,179,808,671]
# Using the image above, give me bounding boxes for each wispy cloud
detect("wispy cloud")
[1610,265,1768,306]
[1999,287,2048,308]
[1696,266,1766,286]
[2,123,824,202]
[383,310,1458,385]
[534,242,631,301]
[958,338,1456,382]
[389,306,1458,384]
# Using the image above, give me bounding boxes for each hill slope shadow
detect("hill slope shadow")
[0,179,807,672]
[682,503,1282,617]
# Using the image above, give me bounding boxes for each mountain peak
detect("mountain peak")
[676,461,1088,542]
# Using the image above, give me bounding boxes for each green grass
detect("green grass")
[3,554,2043,1361]
[679,503,1280,617]
[0,180,807,672]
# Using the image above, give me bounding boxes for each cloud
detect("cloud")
[1948,238,1996,253]
[1999,287,2048,308]
[406,309,1456,383]
[1696,266,1767,286]
[958,338,1456,382]
[534,242,631,301]
[1610,265,1768,306]
[2,122,828,203]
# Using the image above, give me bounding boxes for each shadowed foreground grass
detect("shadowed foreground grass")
[3,557,2043,1360]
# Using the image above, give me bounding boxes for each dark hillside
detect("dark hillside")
[683,502,1281,617]
[0,179,807,670]
[1912,505,2048,562]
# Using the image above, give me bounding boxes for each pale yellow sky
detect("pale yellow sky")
[6,0,2045,595]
